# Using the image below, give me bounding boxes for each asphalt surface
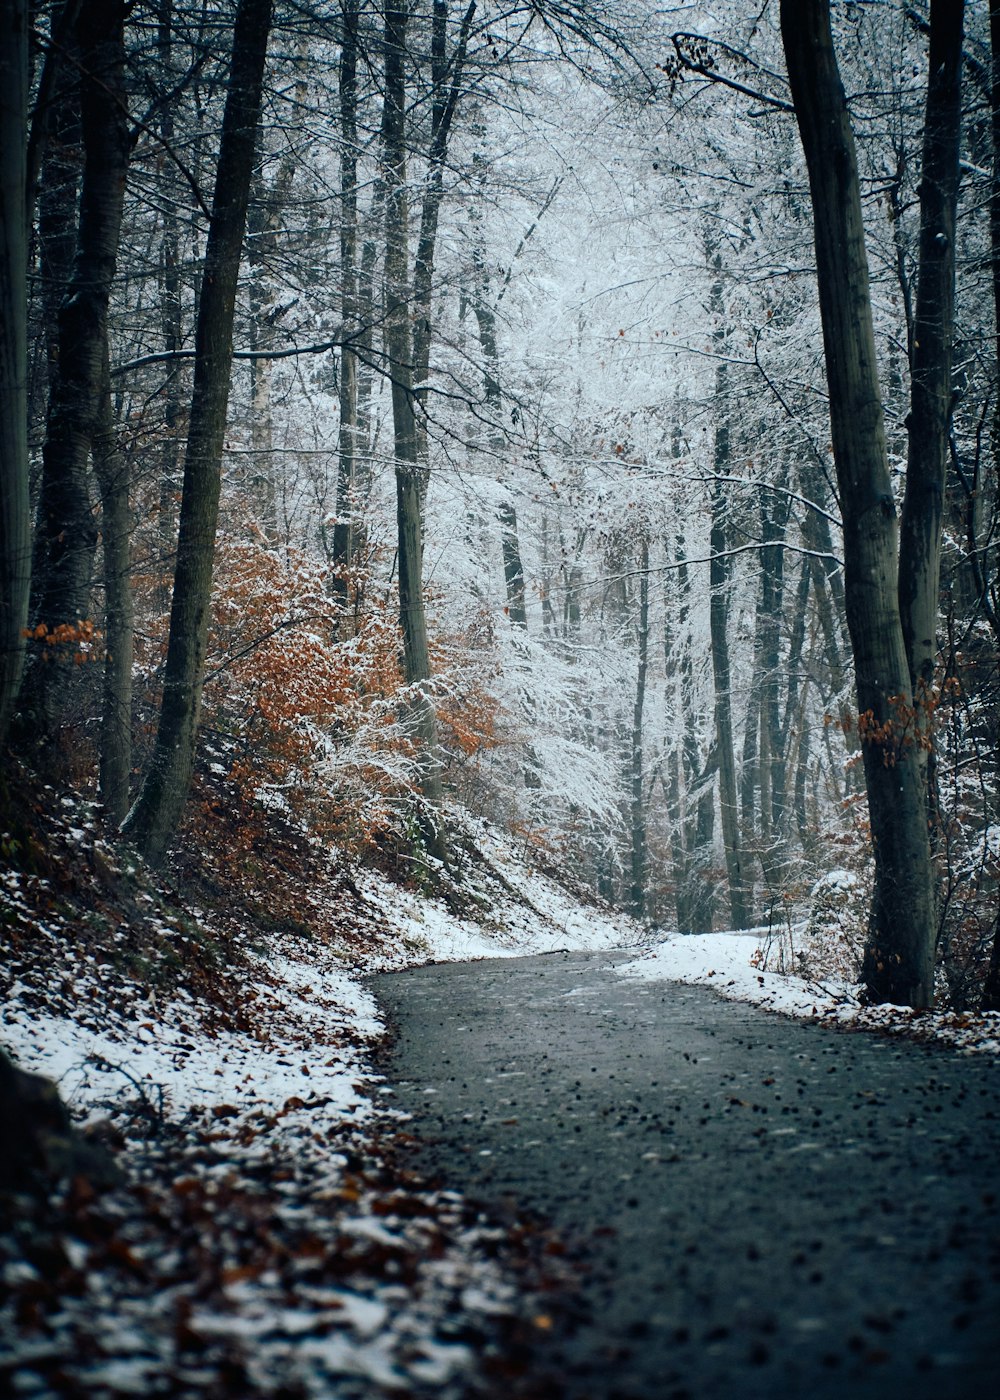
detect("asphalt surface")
[372,948,1000,1400]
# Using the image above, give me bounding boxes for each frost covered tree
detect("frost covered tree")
[780,0,964,1007]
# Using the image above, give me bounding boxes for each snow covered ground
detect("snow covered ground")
[359,829,1000,1060]
[358,825,645,967]
[0,822,641,1399]
[4,821,998,1398]
[619,929,1000,1056]
[3,948,380,1137]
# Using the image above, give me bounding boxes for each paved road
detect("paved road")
[372,949,1000,1400]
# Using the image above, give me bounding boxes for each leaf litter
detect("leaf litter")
[7,769,993,1397]
[1,775,630,1398]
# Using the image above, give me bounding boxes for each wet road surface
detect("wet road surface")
[372,949,1000,1400]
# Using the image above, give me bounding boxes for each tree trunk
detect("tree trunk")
[20,0,129,747]
[411,0,477,462]
[245,49,305,542]
[628,541,649,918]
[709,378,750,930]
[761,490,789,842]
[331,0,361,611]
[0,0,30,748]
[470,260,528,626]
[780,557,812,849]
[983,2,1000,1008]
[156,0,182,602]
[354,184,383,510]
[381,0,445,845]
[157,190,183,602]
[123,0,273,864]
[35,6,81,408]
[781,0,936,1006]
[740,684,760,844]
[93,349,133,824]
[898,0,964,717]
[664,525,715,933]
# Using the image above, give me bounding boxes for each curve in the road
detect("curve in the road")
[373,949,1000,1400]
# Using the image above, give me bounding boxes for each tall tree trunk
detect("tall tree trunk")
[759,487,790,859]
[245,48,305,541]
[123,0,273,864]
[740,683,760,843]
[709,371,750,930]
[331,0,361,610]
[980,1,997,624]
[35,7,81,410]
[780,557,812,851]
[0,0,30,748]
[93,349,132,823]
[470,257,527,626]
[155,0,182,601]
[898,0,964,722]
[354,185,383,510]
[20,0,129,748]
[979,3,1000,1008]
[665,524,715,933]
[381,0,445,844]
[628,541,649,918]
[411,0,477,463]
[157,212,183,600]
[781,0,936,1006]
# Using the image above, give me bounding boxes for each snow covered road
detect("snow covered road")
[373,949,1000,1400]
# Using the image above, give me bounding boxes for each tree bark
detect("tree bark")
[331,0,361,610]
[93,348,133,824]
[35,5,81,410]
[20,0,130,747]
[411,0,477,462]
[898,0,964,714]
[979,3,1000,1007]
[781,0,937,1006]
[628,541,649,918]
[123,0,273,864]
[470,255,528,626]
[779,556,812,837]
[664,521,716,932]
[760,489,790,844]
[709,372,750,930]
[381,0,445,845]
[0,0,30,748]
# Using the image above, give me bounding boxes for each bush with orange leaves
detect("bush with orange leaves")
[200,539,504,856]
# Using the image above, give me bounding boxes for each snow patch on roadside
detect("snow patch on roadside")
[357,821,644,965]
[620,930,1000,1055]
[2,935,381,1135]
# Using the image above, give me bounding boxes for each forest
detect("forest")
[2,0,997,1003]
[2,0,1000,1392]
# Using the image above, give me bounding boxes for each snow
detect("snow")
[356,820,645,965]
[2,944,378,1134]
[619,929,1000,1055]
[619,930,856,1019]
[4,819,997,1400]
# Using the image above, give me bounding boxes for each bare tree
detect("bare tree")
[780,0,964,1006]
[380,0,446,847]
[123,0,274,864]
[19,0,130,748]
[0,0,30,749]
